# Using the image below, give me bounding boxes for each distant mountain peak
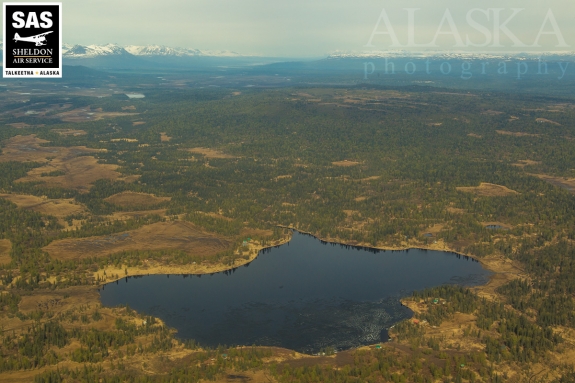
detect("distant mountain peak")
[59,43,244,59]
[327,50,575,60]
[124,45,201,57]
[63,43,130,58]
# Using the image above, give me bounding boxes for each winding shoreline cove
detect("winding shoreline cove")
[100,231,491,354]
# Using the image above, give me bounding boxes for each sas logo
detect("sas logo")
[3,2,62,78]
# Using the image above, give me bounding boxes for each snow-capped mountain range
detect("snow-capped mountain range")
[61,43,242,59]
[327,50,575,60]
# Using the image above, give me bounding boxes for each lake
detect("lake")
[99,231,492,354]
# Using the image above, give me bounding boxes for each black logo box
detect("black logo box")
[4,4,60,69]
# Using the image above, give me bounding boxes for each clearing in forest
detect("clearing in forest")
[512,160,541,168]
[0,239,11,265]
[110,138,138,142]
[0,135,127,191]
[332,160,360,167]
[54,107,138,123]
[44,221,232,261]
[533,174,575,194]
[535,118,561,125]
[104,192,171,208]
[17,156,124,192]
[51,129,87,136]
[496,130,540,138]
[0,135,98,163]
[0,194,86,222]
[456,183,518,197]
[187,147,236,159]
[108,209,168,222]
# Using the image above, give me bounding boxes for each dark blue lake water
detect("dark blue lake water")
[99,231,491,354]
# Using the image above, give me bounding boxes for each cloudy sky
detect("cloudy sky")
[4,0,574,56]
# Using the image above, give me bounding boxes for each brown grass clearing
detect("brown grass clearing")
[422,224,444,235]
[427,122,442,127]
[122,105,136,110]
[17,156,121,192]
[160,132,171,142]
[51,129,87,136]
[206,370,276,383]
[274,175,292,181]
[401,304,486,353]
[446,206,465,214]
[108,209,168,222]
[132,121,146,126]
[187,147,236,159]
[7,122,31,128]
[471,255,525,301]
[496,130,541,137]
[355,176,380,182]
[550,327,575,370]
[481,110,504,115]
[467,133,482,138]
[0,193,86,225]
[533,174,575,194]
[0,135,123,192]
[536,118,561,125]
[457,182,518,197]
[0,239,11,265]
[18,286,101,319]
[54,107,138,123]
[91,229,286,283]
[513,159,541,167]
[199,211,234,222]
[110,138,138,142]
[354,196,368,202]
[231,91,242,96]
[0,361,105,383]
[240,228,274,238]
[0,135,99,163]
[332,160,360,167]
[104,191,171,208]
[119,174,141,183]
[44,221,232,261]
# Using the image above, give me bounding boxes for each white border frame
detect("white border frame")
[3,2,62,78]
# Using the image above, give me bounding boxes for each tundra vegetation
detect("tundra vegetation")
[0,82,574,382]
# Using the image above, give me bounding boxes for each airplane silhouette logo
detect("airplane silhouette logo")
[13,31,53,46]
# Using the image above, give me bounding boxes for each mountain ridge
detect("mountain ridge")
[61,43,243,59]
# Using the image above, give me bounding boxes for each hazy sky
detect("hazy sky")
[3,0,574,56]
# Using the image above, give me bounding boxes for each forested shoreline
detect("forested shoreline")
[0,83,574,381]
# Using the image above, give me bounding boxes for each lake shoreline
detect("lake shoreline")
[275,225,525,299]
[96,225,520,299]
[93,232,294,286]
[100,230,492,354]
[96,226,518,355]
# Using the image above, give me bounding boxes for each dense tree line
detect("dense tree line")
[2,84,575,380]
